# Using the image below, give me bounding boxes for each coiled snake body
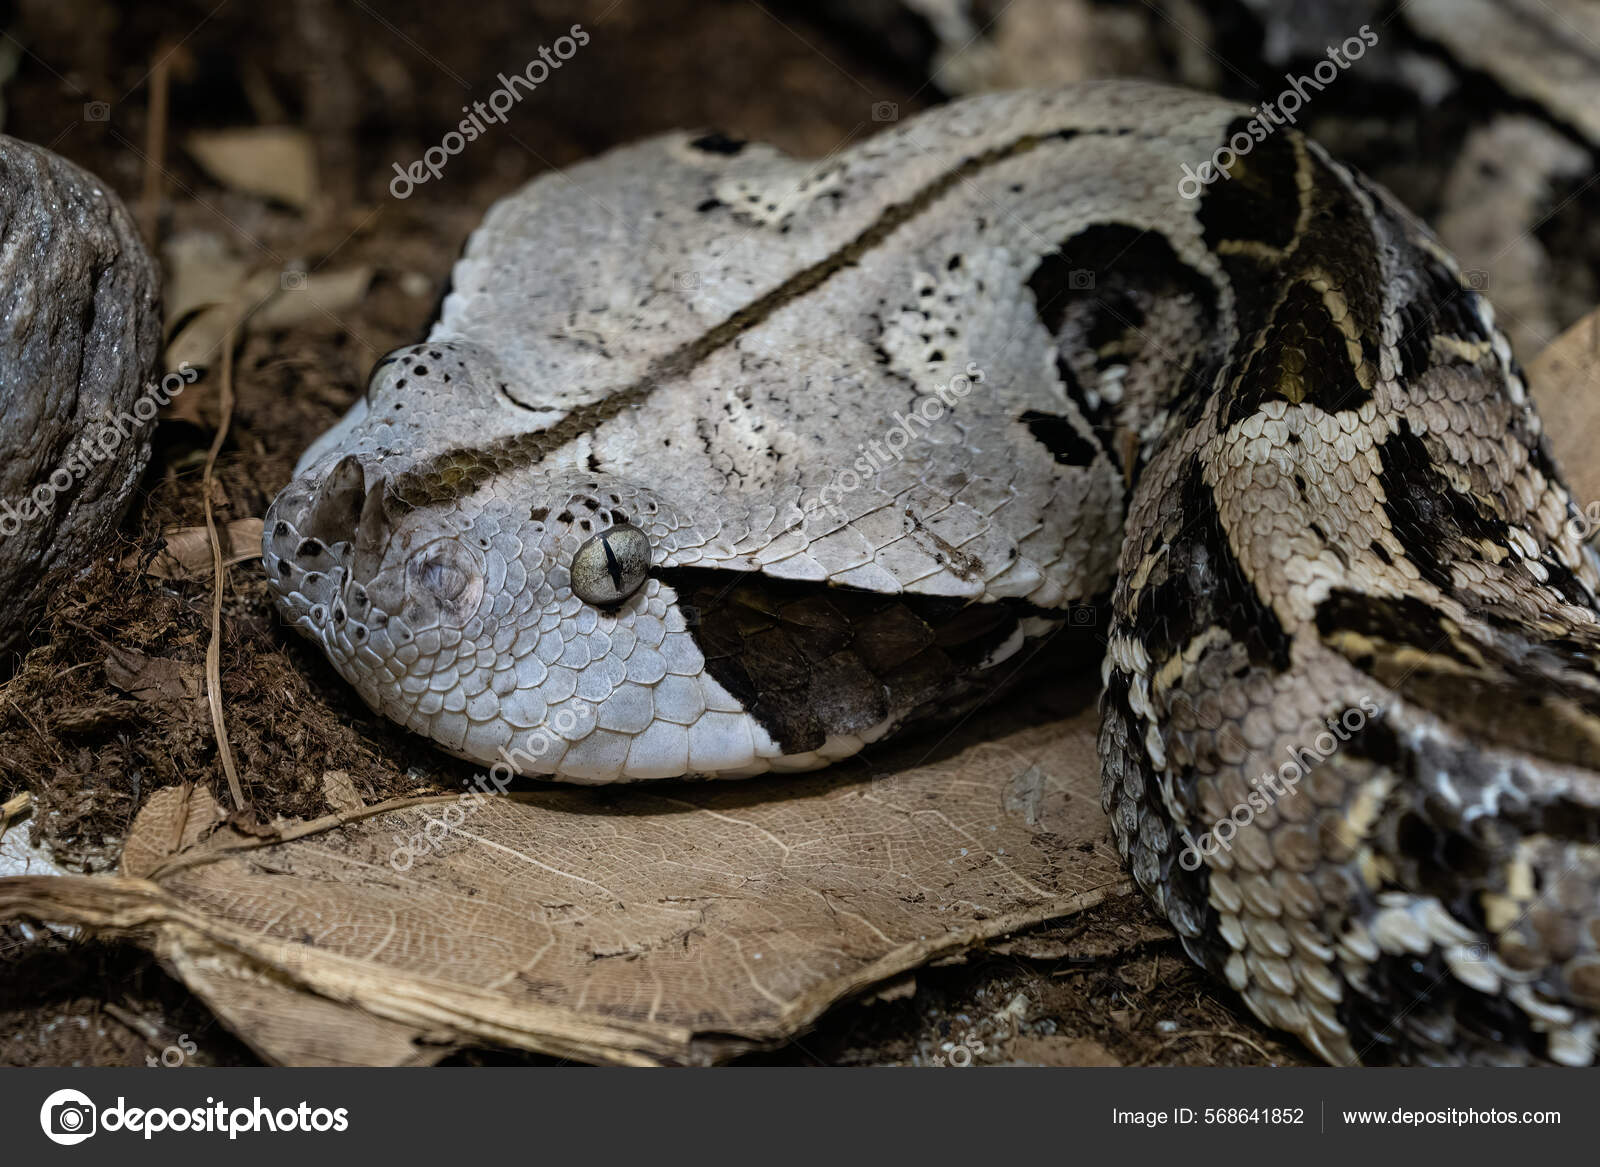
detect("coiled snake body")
[264,84,1600,1066]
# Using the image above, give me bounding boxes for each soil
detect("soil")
[7,0,1582,1069]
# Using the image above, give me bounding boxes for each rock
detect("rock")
[0,134,163,648]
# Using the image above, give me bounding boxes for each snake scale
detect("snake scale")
[263,83,1600,1066]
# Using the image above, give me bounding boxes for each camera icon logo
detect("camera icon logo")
[83,101,110,122]
[673,270,700,292]
[871,101,899,122]
[281,269,309,291]
[1068,269,1095,291]
[1464,269,1489,290]
[40,1088,97,1145]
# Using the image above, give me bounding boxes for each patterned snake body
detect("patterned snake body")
[264,83,1600,1065]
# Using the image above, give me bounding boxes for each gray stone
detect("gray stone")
[0,134,162,648]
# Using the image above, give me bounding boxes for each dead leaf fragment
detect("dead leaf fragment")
[103,646,201,703]
[164,267,282,380]
[1530,306,1600,512]
[142,518,264,579]
[51,699,143,734]
[121,785,230,879]
[320,770,364,815]
[186,127,316,209]
[250,266,372,331]
[162,231,252,333]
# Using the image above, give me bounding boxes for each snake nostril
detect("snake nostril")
[300,453,370,548]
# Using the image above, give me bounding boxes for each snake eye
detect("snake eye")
[571,522,651,606]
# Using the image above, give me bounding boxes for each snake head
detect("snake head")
[262,343,807,784]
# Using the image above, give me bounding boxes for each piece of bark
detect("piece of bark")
[0,134,162,648]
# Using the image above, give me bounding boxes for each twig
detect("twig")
[168,781,195,856]
[103,1001,164,1045]
[0,790,33,844]
[1151,1027,1278,1065]
[6,696,62,764]
[203,329,246,811]
[138,43,172,247]
[145,790,489,880]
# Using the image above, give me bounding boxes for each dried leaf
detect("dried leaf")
[161,263,371,395]
[320,770,364,815]
[185,127,316,209]
[251,267,372,331]
[121,785,231,879]
[103,646,201,703]
[163,268,282,382]
[1529,305,1600,511]
[51,699,142,734]
[141,518,264,579]
[0,688,1129,1065]
[162,231,252,333]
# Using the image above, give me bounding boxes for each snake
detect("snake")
[263,82,1600,1066]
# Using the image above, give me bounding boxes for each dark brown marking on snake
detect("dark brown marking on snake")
[1377,420,1511,597]
[1026,224,1223,468]
[903,509,986,581]
[1394,263,1493,382]
[1223,280,1370,428]
[1098,670,1228,974]
[1338,946,1549,1066]
[1018,409,1100,468]
[662,567,1067,752]
[1315,589,1479,669]
[1203,136,1385,434]
[1131,459,1292,673]
[1196,119,1301,254]
[689,131,747,156]
[1318,588,1600,771]
[387,127,1133,511]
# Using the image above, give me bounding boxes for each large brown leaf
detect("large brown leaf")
[0,682,1126,1065]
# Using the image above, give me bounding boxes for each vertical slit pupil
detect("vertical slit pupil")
[600,533,624,590]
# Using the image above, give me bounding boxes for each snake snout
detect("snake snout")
[263,454,393,644]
